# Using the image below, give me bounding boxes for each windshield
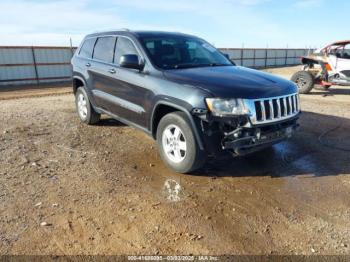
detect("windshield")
[139,35,233,70]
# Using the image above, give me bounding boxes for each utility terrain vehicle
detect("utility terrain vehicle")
[291,40,350,94]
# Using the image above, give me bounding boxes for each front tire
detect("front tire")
[291,71,315,94]
[156,112,206,173]
[75,87,100,124]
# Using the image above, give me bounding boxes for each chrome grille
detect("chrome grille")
[245,93,300,124]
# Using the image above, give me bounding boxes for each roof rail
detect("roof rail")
[90,28,131,34]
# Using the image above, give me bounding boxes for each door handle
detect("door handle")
[108,68,116,74]
[85,63,91,67]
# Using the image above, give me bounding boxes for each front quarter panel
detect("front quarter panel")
[146,76,210,127]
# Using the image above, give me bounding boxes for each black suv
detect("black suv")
[71,30,300,173]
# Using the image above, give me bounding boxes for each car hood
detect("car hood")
[163,66,297,99]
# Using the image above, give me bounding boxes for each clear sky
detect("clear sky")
[0,0,348,48]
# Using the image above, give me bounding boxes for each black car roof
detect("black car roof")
[85,30,197,39]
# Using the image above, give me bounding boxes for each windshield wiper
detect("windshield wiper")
[208,63,232,67]
[172,63,201,69]
[169,63,231,69]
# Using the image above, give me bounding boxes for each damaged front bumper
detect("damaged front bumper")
[221,118,299,156]
[194,109,300,157]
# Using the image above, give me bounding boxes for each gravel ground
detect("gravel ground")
[1,67,350,255]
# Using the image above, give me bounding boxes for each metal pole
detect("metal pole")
[253,48,256,68]
[241,43,244,66]
[285,47,288,66]
[31,46,39,85]
[69,37,74,57]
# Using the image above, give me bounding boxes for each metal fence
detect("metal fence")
[0,46,76,86]
[220,48,311,68]
[0,46,311,86]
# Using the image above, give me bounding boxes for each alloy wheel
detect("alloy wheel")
[162,124,187,163]
[77,93,88,120]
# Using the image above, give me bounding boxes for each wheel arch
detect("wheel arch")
[151,101,205,150]
[72,76,87,94]
[301,57,320,66]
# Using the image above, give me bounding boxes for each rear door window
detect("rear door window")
[114,37,139,64]
[79,38,96,59]
[93,37,116,63]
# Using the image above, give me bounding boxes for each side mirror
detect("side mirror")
[223,53,230,60]
[222,52,235,65]
[119,54,144,71]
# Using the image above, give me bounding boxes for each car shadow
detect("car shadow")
[310,86,350,96]
[192,110,350,178]
[95,118,126,127]
[96,110,350,179]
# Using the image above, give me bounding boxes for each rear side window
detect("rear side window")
[93,37,116,63]
[79,38,96,58]
[114,37,139,64]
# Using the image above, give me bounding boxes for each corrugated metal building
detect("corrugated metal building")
[0,46,76,86]
[0,46,310,86]
[221,48,310,68]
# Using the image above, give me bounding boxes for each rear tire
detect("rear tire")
[156,111,206,173]
[291,71,315,94]
[75,87,100,125]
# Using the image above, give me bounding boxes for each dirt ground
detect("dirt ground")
[1,66,350,256]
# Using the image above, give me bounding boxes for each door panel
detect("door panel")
[329,45,350,77]
[87,35,154,129]
[336,58,350,74]
[102,36,152,128]
[104,68,151,127]
[90,63,119,112]
[88,36,117,111]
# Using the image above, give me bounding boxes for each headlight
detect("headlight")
[205,98,250,116]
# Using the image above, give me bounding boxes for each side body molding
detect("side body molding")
[92,90,145,114]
